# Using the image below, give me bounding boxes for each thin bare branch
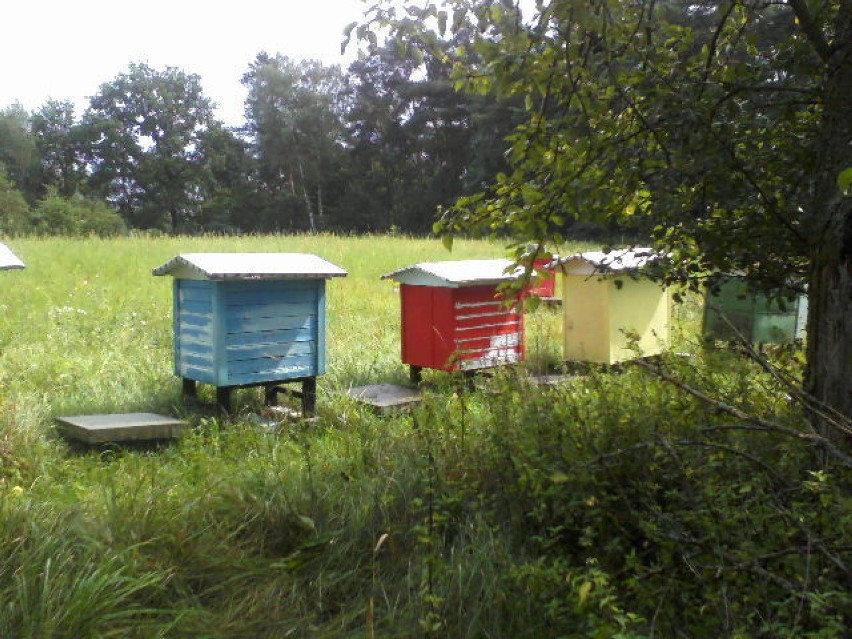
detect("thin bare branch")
[632,359,852,468]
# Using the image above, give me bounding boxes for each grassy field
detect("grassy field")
[0,235,573,418]
[0,235,846,638]
[0,234,576,637]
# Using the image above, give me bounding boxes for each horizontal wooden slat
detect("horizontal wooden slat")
[454,300,504,310]
[459,348,521,371]
[179,299,213,314]
[181,353,214,368]
[178,325,213,342]
[178,364,216,384]
[223,279,315,295]
[224,288,317,308]
[227,351,315,376]
[179,286,213,302]
[452,323,522,340]
[454,331,521,349]
[225,327,315,347]
[454,308,519,321]
[226,356,317,384]
[226,341,316,362]
[226,313,317,334]
[178,339,214,356]
[453,317,522,332]
[225,300,317,320]
[179,313,213,328]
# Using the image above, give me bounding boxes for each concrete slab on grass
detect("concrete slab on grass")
[529,374,574,386]
[56,413,188,444]
[347,384,422,410]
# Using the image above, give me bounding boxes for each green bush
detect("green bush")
[0,164,31,235]
[31,190,126,237]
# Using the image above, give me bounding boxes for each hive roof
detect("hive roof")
[382,258,523,288]
[153,253,348,280]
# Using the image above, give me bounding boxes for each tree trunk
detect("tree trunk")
[317,180,324,227]
[805,258,852,427]
[803,3,852,442]
[297,158,315,232]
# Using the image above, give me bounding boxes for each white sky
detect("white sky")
[1,0,368,126]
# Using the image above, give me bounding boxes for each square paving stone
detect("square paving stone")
[56,413,188,444]
[347,384,422,410]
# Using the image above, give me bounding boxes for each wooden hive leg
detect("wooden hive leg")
[409,365,423,385]
[216,387,232,414]
[182,378,197,398]
[463,370,476,392]
[264,384,280,406]
[301,377,317,417]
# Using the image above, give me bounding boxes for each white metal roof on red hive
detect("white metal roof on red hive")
[152,253,348,280]
[381,259,524,288]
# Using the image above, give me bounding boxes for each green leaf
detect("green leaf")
[838,167,852,196]
[550,471,569,483]
[525,295,541,313]
[578,581,592,605]
[441,234,454,252]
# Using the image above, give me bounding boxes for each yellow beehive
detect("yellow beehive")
[555,249,671,364]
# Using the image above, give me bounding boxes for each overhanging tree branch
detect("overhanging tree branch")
[786,0,833,62]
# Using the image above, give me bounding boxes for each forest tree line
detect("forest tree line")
[0,39,526,236]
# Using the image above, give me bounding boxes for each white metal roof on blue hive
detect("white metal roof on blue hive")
[382,258,524,288]
[0,242,24,270]
[152,253,348,280]
[553,248,663,275]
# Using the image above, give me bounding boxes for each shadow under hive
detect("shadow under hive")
[153,253,347,414]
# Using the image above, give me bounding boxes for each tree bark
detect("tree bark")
[297,157,316,232]
[804,1,852,441]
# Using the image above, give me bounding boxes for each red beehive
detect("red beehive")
[528,257,557,297]
[382,259,526,382]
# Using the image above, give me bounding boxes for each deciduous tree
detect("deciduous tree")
[242,54,350,231]
[372,0,852,433]
[82,63,214,232]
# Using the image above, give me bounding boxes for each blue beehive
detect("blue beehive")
[153,253,347,413]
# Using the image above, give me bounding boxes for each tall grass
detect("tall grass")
[0,235,846,637]
[0,235,573,636]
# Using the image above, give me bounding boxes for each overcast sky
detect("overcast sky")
[1,0,368,126]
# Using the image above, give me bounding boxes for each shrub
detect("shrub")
[0,165,30,235]
[31,190,126,237]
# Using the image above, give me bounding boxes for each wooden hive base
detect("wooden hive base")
[183,377,317,416]
[56,413,188,444]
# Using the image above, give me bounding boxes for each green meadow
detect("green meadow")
[0,236,847,638]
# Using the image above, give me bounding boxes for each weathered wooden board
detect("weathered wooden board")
[56,413,188,444]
